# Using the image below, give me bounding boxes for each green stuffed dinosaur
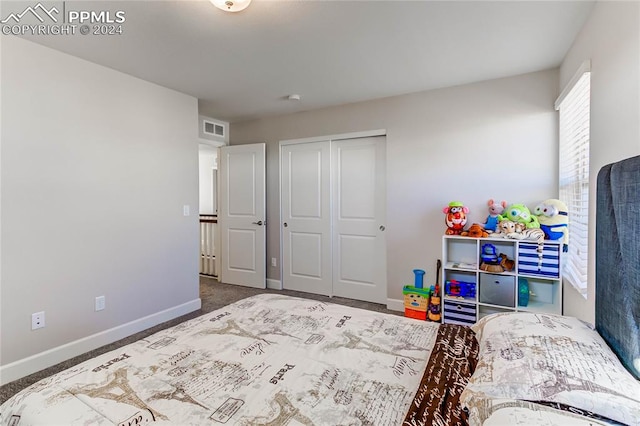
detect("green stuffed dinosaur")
[499,203,540,228]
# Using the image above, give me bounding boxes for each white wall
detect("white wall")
[231,69,559,304]
[559,1,640,324]
[199,148,218,215]
[1,37,201,382]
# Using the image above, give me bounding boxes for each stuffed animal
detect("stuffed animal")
[483,199,507,232]
[443,201,468,235]
[461,223,489,238]
[510,222,545,244]
[500,203,540,229]
[534,199,569,252]
[499,253,515,271]
[493,219,516,237]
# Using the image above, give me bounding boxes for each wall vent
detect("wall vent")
[204,121,225,137]
[199,116,228,144]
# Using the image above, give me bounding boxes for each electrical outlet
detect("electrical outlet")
[271,257,277,267]
[31,311,45,330]
[95,295,105,311]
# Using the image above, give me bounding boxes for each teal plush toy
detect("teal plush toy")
[500,203,540,229]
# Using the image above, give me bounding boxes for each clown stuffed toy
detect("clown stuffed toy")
[443,201,469,235]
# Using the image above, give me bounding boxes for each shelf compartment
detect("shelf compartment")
[479,273,516,308]
[479,238,516,261]
[517,242,560,278]
[443,236,477,266]
[517,277,561,314]
[443,269,476,281]
[443,299,476,325]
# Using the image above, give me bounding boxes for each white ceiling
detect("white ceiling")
[19,0,595,123]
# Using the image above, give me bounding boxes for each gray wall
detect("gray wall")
[1,37,200,374]
[559,1,640,324]
[231,69,559,304]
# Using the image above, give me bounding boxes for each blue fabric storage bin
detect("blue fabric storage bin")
[518,242,560,278]
[443,299,476,325]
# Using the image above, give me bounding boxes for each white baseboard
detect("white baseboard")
[267,279,282,290]
[387,298,404,312]
[0,298,202,386]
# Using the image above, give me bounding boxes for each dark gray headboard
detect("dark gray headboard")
[596,155,640,379]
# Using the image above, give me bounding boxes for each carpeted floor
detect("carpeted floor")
[0,276,400,404]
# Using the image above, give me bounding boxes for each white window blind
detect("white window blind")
[556,68,590,296]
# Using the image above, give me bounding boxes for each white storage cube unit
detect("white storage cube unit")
[442,236,563,324]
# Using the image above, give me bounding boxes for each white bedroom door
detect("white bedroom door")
[218,143,266,289]
[332,136,386,304]
[281,141,332,296]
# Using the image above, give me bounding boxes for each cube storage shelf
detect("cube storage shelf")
[441,235,563,325]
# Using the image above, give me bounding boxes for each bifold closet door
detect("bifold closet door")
[281,141,332,296]
[332,136,386,304]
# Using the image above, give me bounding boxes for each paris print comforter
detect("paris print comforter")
[1,293,479,425]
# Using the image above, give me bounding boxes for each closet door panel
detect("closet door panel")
[281,141,332,296]
[332,136,387,304]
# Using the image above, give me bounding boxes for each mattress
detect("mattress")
[0,294,477,425]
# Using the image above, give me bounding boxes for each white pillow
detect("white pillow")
[462,312,640,426]
[465,397,613,426]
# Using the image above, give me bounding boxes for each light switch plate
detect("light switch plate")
[95,296,105,311]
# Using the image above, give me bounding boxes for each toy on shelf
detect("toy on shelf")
[403,268,430,320]
[427,260,442,322]
[445,280,477,299]
[483,199,507,232]
[518,277,530,307]
[498,253,515,271]
[479,243,504,273]
[461,223,489,238]
[492,220,515,238]
[413,269,425,288]
[498,221,545,244]
[534,199,569,252]
[443,201,468,235]
[512,223,546,250]
[403,286,431,320]
[500,203,540,229]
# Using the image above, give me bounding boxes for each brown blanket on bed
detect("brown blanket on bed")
[403,324,479,426]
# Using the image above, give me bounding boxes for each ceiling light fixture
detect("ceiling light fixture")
[210,0,251,13]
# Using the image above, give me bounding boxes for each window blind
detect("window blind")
[557,70,590,296]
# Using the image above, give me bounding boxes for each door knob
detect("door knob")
[283,222,288,227]
[379,225,386,231]
[252,220,263,226]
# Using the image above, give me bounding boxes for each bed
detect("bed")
[2,156,639,426]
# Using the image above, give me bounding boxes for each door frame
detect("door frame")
[278,129,386,297]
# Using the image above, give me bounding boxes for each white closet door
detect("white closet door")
[332,136,386,304]
[281,141,332,296]
[218,143,266,289]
